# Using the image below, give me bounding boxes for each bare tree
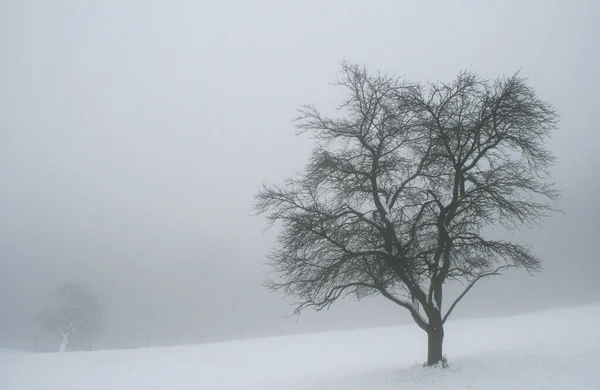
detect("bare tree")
[255,62,559,367]
[37,281,103,352]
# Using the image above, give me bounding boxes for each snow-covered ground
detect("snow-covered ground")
[1,304,599,390]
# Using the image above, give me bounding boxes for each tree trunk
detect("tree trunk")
[426,325,444,366]
[59,332,70,353]
[426,308,445,367]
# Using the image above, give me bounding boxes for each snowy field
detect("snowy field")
[1,304,599,390]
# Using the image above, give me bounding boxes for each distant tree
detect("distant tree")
[37,281,102,352]
[255,62,559,366]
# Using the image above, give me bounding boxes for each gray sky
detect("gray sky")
[1,0,598,350]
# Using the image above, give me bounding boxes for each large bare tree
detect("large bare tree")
[255,62,559,366]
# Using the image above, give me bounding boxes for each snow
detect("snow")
[411,297,429,326]
[1,304,599,390]
[385,198,393,212]
[411,296,420,312]
[381,199,390,214]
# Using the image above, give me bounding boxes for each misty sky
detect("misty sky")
[1,0,598,350]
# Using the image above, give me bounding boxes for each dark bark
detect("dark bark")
[427,327,444,366]
[426,310,445,366]
[255,63,559,368]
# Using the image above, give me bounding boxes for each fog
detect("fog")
[1,0,598,351]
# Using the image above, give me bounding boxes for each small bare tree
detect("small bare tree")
[37,281,102,352]
[255,62,559,366]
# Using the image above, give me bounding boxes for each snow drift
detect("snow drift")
[1,304,599,389]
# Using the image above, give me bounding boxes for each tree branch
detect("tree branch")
[442,265,511,324]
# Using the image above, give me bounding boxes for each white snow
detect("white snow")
[411,296,420,312]
[410,297,429,326]
[385,198,393,212]
[1,304,599,390]
[381,200,390,214]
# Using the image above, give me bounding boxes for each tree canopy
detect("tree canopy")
[255,62,559,366]
[38,281,103,352]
